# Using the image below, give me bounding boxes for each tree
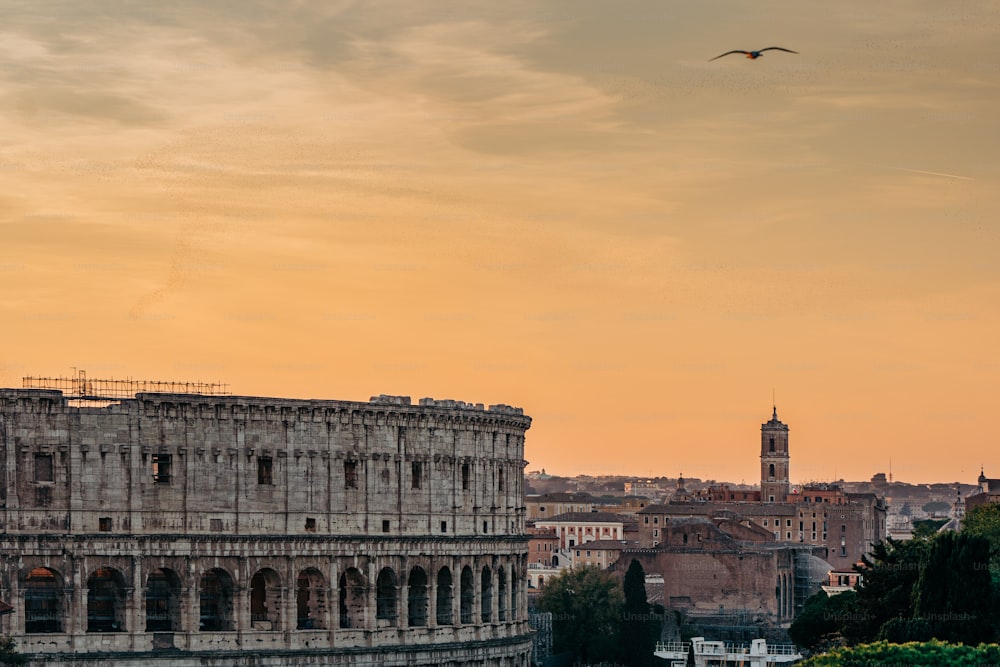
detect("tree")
[620,559,661,667]
[847,538,927,644]
[911,518,948,539]
[0,636,26,666]
[962,502,1000,575]
[921,501,951,515]
[536,565,624,664]
[797,640,1000,667]
[911,532,994,644]
[789,590,858,651]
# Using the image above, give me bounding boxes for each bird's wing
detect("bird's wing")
[759,47,799,54]
[709,50,750,61]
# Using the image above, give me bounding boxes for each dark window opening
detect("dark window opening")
[498,469,505,491]
[152,454,172,484]
[481,567,493,623]
[35,486,52,507]
[297,569,328,630]
[460,567,474,624]
[411,461,422,489]
[88,567,126,632]
[344,460,358,489]
[382,520,390,533]
[436,567,453,626]
[258,457,273,485]
[199,569,234,631]
[407,567,428,627]
[99,517,112,532]
[441,520,448,533]
[250,569,281,630]
[25,567,63,633]
[146,568,181,632]
[305,517,316,532]
[497,568,507,622]
[461,463,470,490]
[376,568,397,626]
[34,453,54,482]
[210,518,223,532]
[769,437,775,452]
[510,568,519,620]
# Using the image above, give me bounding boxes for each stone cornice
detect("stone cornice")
[1,389,532,430]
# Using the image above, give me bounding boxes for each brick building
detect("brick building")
[631,407,885,624]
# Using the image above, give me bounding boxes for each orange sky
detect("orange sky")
[2,1,998,485]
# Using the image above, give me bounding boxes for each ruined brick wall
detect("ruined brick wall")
[623,543,800,626]
[0,389,532,666]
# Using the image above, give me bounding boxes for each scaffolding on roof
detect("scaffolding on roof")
[22,369,230,400]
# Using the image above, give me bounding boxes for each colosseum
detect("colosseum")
[0,387,533,666]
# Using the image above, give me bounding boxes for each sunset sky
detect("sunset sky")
[2,1,998,485]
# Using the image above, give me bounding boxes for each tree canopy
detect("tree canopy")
[911,532,994,644]
[619,559,662,667]
[791,531,999,651]
[788,590,857,651]
[962,502,1000,576]
[536,565,624,664]
[0,636,26,666]
[798,640,1000,667]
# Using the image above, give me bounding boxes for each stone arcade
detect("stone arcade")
[0,388,532,667]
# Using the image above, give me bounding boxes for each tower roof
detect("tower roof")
[762,406,788,431]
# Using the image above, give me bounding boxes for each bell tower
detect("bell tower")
[760,406,789,503]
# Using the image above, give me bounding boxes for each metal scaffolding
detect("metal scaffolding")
[23,369,230,400]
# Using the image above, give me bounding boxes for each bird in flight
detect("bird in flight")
[710,47,798,61]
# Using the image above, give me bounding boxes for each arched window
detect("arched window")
[339,568,366,629]
[88,567,127,632]
[199,568,234,631]
[296,568,327,630]
[769,437,775,452]
[481,566,493,623]
[407,567,428,627]
[436,567,453,625]
[146,568,182,632]
[250,568,282,630]
[769,463,775,478]
[460,566,474,624]
[376,568,398,627]
[497,567,507,621]
[25,567,64,633]
[510,567,519,620]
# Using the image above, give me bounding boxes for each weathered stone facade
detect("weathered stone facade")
[0,389,533,666]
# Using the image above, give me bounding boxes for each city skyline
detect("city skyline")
[2,1,998,485]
